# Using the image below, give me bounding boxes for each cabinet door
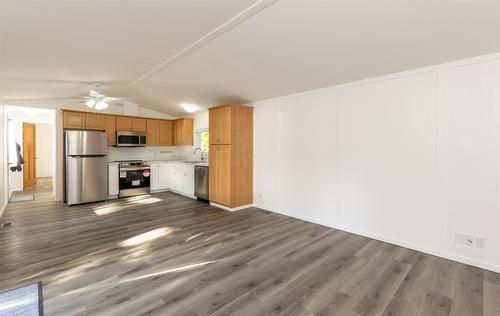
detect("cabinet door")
[85,113,106,130]
[108,164,119,196]
[173,119,194,146]
[105,115,116,145]
[132,118,146,132]
[209,145,231,206]
[150,164,159,191]
[160,120,173,145]
[63,111,86,129]
[218,107,231,144]
[209,109,220,144]
[147,119,160,145]
[210,107,231,144]
[174,120,183,145]
[182,118,194,145]
[178,165,194,196]
[169,165,178,191]
[158,163,170,190]
[116,116,132,131]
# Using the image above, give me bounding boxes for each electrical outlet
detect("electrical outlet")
[475,237,486,249]
[455,233,474,247]
[259,193,263,200]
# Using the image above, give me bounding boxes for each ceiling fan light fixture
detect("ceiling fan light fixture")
[95,101,109,110]
[86,99,96,108]
[180,103,199,113]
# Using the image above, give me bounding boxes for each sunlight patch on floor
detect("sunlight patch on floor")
[119,260,218,283]
[119,227,174,247]
[50,261,101,284]
[93,195,163,215]
[186,232,203,242]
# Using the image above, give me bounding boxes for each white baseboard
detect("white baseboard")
[0,201,7,219]
[169,189,197,200]
[210,202,253,212]
[253,203,500,273]
[150,189,169,194]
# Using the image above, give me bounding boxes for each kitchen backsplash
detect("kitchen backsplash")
[107,145,202,162]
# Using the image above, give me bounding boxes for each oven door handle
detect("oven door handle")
[119,167,151,171]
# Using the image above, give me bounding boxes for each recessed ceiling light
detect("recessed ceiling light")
[180,103,199,113]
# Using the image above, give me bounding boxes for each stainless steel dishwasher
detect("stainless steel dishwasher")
[194,165,209,200]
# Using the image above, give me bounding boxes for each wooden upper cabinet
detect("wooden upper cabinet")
[61,110,181,147]
[173,118,194,146]
[63,111,86,129]
[160,120,173,145]
[85,113,106,130]
[209,106,231,144]
[105,115,116,145]
[132,118,146,132]
[116,116,132,131]
[147,119,160,145]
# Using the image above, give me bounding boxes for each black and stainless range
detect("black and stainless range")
[118,160,151,198]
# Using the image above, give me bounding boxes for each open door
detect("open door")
[23,122,36,188]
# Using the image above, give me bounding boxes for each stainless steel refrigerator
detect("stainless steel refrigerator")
[65,130,107,205]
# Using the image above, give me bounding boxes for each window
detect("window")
[195,129,209,153]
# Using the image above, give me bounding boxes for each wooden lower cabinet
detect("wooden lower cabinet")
[209,145,232,206]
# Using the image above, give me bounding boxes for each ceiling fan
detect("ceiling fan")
[3,81,131,110]
[80,84,129,110]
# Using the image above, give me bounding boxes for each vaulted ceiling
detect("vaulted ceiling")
[1,0,500,116]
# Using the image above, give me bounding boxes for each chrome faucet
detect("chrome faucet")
[193,147,205,161]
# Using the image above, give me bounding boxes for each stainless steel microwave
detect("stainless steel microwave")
[116,131,147,147]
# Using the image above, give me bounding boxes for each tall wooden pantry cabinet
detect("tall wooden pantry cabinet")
[209,104,253,208]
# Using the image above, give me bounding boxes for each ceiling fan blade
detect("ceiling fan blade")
[1,77,127,87]
[104,97,129,101]
[5,96,87,101]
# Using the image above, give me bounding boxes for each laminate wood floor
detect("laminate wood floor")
[0,191,499,316]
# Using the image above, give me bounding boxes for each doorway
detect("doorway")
[7,106,56,201]
[22,123,36,189]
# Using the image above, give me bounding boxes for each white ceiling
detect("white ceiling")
[2,0,500,116]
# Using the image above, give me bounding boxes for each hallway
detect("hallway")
[10,177,53,202]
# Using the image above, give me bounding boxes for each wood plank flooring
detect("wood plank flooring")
[0,191,499,315]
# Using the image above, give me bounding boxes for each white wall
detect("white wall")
[253,52,500,273]
[0,103,7,217]
[193,111,209,130]
[35,123,53,177]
